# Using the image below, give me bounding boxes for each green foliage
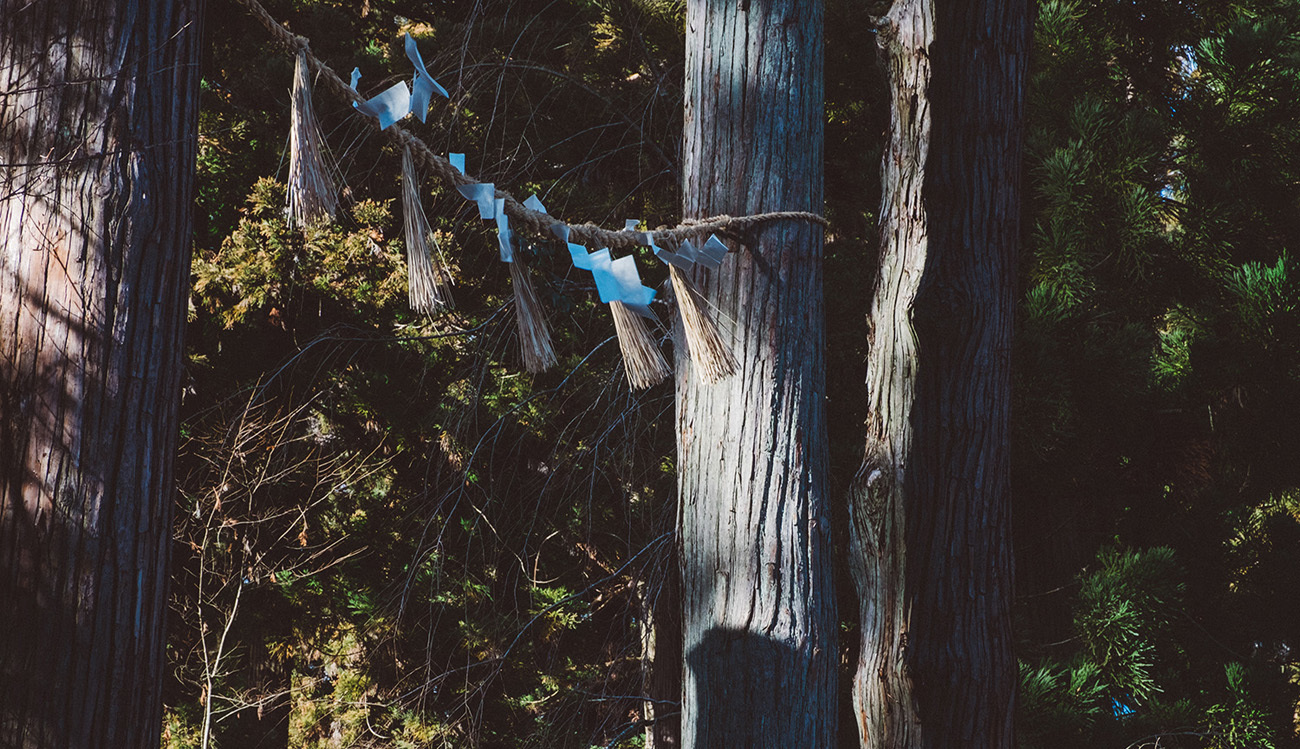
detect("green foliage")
[192,178,405,329]
[1014,3,1300,746]
[1226,254,1300,351]
[161,705,204,749]
[1018,545,1295,749]
[1153,309,1199,393]
[1178,10,1300,269]
[1205,663,1278,749]
[1074,547,1183,703]
[1017,661,1107,749]
[170,2,687,747]
[287,634,376,749]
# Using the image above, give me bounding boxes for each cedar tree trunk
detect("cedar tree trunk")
[848,1,1029,747]
[641,557,681,748]
[0,1,202,747]
[676,0,837,745]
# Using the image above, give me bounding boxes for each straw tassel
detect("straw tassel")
[509,256,557,373]
[609,302,671,389]
[667,264,737,383]
[401,146,454,313]
[287,50,338,228]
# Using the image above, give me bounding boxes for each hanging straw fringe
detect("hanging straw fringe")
[401,146,455,313]
[509,257,557,373]
[609,302,671,389]
[287,50,338,228]
[667,265,737,383]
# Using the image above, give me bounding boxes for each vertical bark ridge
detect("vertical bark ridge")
[679,0,834,745]
[848,2,932,746]
[0,1,202,747]
[850,1,1027,747]
[905,5,1027,744]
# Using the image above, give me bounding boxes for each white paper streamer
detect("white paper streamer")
[533,203,590,270]
[404,34,448,123]
[654,240,694,270]
[609,256,656,309]
[700,235,729,268]
[582,248,656,315]
[449,153,466,174]
[494,197,512,262]
[570,244,594,270]
[586,248,614,295]
[455,182,496,219]
[652,233,729,270]
[350,67,410,130]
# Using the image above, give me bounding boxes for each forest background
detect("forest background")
[164,0,1300,746]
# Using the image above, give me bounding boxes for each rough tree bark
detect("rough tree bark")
[676,0,837,745]
[640,556,681,748]
[0,1,202,747]
[848,1,1029,747]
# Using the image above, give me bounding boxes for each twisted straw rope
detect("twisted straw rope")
[233,0,829,250]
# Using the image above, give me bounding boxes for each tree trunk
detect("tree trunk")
[0,2,202,747]
[848,1,1029,747]
[640,556,681,748]
[677,0,836,745]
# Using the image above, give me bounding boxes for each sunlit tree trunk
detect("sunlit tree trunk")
[676,0,837,745]
[848,1,1029,747]
[0,1,202,746]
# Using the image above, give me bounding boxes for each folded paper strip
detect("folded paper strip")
[405,34,448,123]
[494,198,512,261]
[349,68,410,130]
[456,183,497,219]
[654,235,728,270]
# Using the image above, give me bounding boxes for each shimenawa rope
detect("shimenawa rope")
[232,0,828,251]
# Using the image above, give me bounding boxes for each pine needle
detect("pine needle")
[509,257,557,373]
[401,146,454,313]
[287,50,337,228]
[668,264,737,383]
[610,301,671,389]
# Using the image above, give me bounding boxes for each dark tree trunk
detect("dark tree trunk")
[848,1,1029,747]
[641,554,681,748]
[0,1,202,747]
[676,0,837,745]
